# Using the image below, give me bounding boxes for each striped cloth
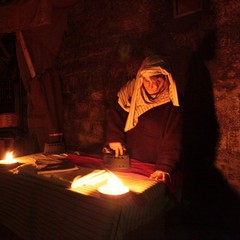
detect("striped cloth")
[0,154,168,240]
[118,55,180,132]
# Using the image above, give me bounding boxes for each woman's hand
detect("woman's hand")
[108,142,125,157]
[149,170,170,182]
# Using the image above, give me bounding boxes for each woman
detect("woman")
[105,55,182,182]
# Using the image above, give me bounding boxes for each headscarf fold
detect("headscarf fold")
[118,55,179,132]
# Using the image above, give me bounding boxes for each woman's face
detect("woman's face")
[142,75,169,95]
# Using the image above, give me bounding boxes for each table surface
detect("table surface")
[0,153,168,240]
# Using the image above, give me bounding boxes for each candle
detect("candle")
[98,172,129,196]
[0,152,18,165]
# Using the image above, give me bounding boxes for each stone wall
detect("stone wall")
[57,0,240,194]
[211,0,240,193]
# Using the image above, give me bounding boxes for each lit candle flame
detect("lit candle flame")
[98,172,129,196]
[0,151,18,165]
[6,152,13,163]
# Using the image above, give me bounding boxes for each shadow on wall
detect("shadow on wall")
[180,29,240,239]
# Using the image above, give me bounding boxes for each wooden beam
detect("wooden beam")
[16,30,36,79]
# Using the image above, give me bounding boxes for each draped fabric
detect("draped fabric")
[0,0,51,33]
[0,153,170,240]
[0,0,77,150]
[15,7,68,150]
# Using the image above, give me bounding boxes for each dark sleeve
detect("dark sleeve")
[155,105,183,173]
[105,98,128,145]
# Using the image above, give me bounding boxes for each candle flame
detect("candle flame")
[107,172,123,188]
[0,151,18,165]
[6,152,13,162]
[98,172,129,196]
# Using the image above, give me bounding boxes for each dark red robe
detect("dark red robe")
[105,98,183,173]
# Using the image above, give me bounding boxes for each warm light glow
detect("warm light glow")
[98,172,129,196]
[71,170,109,188]
[71,170,129,196]
[0,152,18,165]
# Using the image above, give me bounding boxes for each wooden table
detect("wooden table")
[0,153,168,240]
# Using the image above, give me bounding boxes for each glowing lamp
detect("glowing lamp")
[0,152,18,165]
[98,172,129,197]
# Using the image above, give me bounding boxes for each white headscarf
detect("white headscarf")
[118,55,179,132]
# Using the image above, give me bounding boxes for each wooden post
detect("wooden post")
[16,30,36,78]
